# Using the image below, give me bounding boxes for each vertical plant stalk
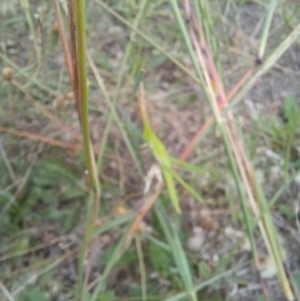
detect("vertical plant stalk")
[69,0,101,299]
[74,0,100,193]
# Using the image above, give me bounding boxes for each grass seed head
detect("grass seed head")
[2,67,13,81]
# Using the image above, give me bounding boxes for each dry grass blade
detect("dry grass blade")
[53,0,74,83]
[67,0,81,122]
[0,126,80,150]
[0,235,69,262]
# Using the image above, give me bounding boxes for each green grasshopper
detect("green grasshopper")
[137,79,181,213]
[136,70,204,213]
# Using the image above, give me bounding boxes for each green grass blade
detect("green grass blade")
[162,168,181,214]
[135,235,147,301]
[96,0,148,175]
[166,167,203,203]
[228,22,300,111]
[269,170,300,208]
[87,54,144,178]
[258,0,278,60]
[284,111,300,178]
[91,229,129,301]
[92,212,135,237]
[254,175,294,300]
[164,263,245,301]
[196,0,223,81]
[144,234,171,252]
[168,0,202,81]
[170,156,213,175]
[155,201,197,301]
